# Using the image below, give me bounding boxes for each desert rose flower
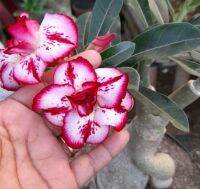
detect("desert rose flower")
[33,57,134,149]
[0,13,78,90]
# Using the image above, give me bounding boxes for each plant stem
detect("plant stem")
[138,60,151,87]
[129,102,175,188]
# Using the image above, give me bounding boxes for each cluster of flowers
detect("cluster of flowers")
[0,13,134,149]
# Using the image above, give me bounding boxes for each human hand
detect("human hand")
[0,50,130,189]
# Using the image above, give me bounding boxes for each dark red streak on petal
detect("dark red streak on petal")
[27,58,41,82]
[47,33,75,45]
[66,62,75,86]
[45,107,69,115]
[80,121,92,142]
[99,74,123,87]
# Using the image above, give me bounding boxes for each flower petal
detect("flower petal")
[32,84,74,111]
[54,57,97,91]
[121,92,134,111]
[37,13,78,62]
[0,51,20,91]
[96,68,122,83]
[97,71,128,108]
[44,111,65,127]
[5,39,34,55]
[0,49,20,67]
[87,33,116,52]
[86,123,109,144]
[76,103,94,116]
[62,109,93,149]
[0,64,20,91]
[13,55,47,84]
[7,14,39,44]
[94,106,128,131]
[70,82,98,116]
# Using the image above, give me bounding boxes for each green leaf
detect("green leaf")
[120,67,140,90]
[101,41,135,67]
[190,16,200,28]
[129,86,189,132]
[136,0,152,25]
[109,17,121,45]
[148,0,165,24]
[22,0,47,15]
[87,0,123,43]
[173,0,200,22]
[124,23,200,64]
[126,0,149,29]
[166,0,175,16]
[190,49,200,62]
[76,12,91,52]
[170,57,200,77]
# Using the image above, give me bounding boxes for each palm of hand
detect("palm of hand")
[0,87,129,189]
[0,98,78,189]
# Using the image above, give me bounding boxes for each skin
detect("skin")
[0,50,130,189]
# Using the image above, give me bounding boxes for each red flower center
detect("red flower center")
[69,82,98,115]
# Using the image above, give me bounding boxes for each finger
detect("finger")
[70,130,130,187]
[70,50,102,68]
[9,83,46,108]
[43,50,102,83]
[9,83,63,135]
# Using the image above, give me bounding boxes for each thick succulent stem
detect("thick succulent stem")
[129,104,175,188]
[129,78,200,188]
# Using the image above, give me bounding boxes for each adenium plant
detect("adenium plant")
[0,12,134,149]
[1,0,200,188]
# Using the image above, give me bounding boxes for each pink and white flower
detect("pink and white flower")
[0,13,78,90]
[33,57,134,149]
